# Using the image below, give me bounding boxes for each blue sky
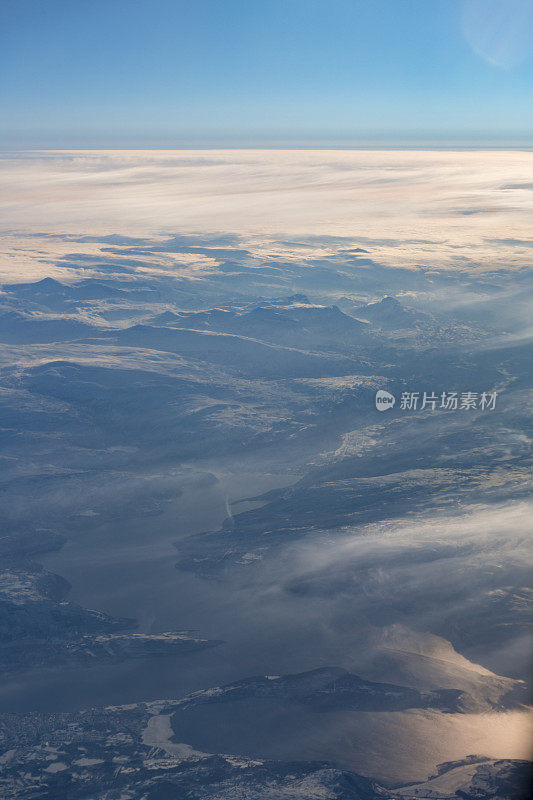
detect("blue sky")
[1,0,532,146]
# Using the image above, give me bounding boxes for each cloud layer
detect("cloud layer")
[1,149,533,282]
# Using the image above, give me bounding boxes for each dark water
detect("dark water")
[0,468,313,713]
[2,465,531,785]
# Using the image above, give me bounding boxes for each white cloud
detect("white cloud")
[0,149,532,282]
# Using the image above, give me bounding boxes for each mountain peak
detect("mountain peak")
[34,277,65,289]
[375,295,401,307]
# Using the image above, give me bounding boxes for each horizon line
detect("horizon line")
[1,142,532,153]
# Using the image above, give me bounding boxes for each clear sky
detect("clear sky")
[1,0,532,147]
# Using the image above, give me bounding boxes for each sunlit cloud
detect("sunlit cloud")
[1,149,532,283]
